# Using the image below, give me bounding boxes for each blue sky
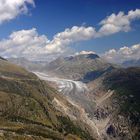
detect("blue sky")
[0,0,140,62]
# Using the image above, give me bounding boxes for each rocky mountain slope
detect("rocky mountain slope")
[3,55,140,140]
[88,67,140,140]
[34,67,140,140]
[45,53,115,81]
[0,57,94,140]
[42,55,140,140]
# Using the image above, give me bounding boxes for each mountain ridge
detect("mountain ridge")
[0,58,94,140]
[2,54,140,140]
[45,53,116,81]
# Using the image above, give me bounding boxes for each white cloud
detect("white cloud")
[45,26,96,53]
[75,51,96,55]
[0,28,49,58]
[44,9,140,56]
[102,44,140,63]
[97,9,140,37]
[0,26,96,59]
[0,9,140,60]
[0,0,35,24]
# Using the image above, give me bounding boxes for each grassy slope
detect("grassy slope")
[0,59,93,140]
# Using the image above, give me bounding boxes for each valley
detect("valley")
[7,53,140,140]
[1,1,140,140]
[34,72,113,139]
[0,57,94,140]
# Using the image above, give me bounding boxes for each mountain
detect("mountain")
[0,58,94,140]
[3,54,140,140]
[122,59,140,67]
[34,55,140,140]
[87,67,140,139]
[45,53,116,82]
[8,57,46,71]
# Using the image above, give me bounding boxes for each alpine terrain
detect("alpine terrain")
[0,57,94,140]
[0,1,140,140]
[9,53,140,140]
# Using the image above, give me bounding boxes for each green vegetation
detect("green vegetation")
[0,58,93,140]
[58,116,94,140]
[103,67,140,139]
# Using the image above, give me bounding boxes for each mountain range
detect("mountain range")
[1,53,140,140]
[43,53,117,82]
[0,57,94,140]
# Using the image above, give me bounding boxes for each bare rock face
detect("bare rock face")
[87,67,140,140]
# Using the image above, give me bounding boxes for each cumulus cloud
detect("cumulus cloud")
[0,28,49,58]
[0,8,140,60]
[45,26,96,53]
[0,26,96,59]
[102,44,140,63]
[0,0,35,24]
[97,9,140,37]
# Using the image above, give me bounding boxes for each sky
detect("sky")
[0,0,140,63]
